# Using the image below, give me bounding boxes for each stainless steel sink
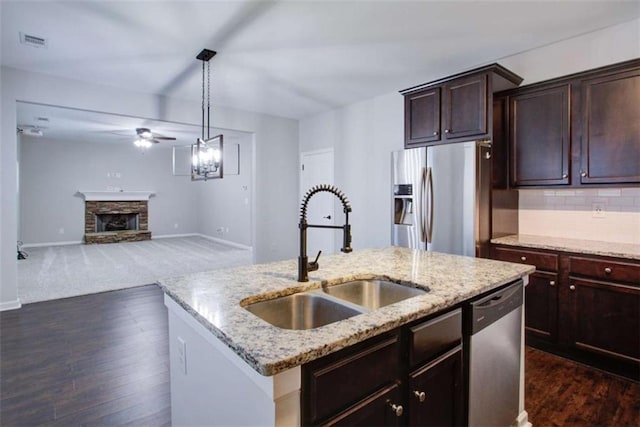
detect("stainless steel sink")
[323,279,427,310]
[244,293,363,330]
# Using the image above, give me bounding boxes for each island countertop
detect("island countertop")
[158,246,534,376]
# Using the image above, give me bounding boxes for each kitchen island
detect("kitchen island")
[159,246,534,426]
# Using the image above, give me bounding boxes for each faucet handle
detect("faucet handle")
[308,250,321,272]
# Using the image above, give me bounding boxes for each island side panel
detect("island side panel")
[165,295,301,426]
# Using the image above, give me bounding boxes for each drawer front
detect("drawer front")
[305,333,400,425]
[409,308,461,368]
[492,246,558,272]
[570,256,640,285]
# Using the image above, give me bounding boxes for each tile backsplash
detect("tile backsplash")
[518,188,640,244]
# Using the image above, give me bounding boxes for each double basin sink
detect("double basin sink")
[244,279,427,330]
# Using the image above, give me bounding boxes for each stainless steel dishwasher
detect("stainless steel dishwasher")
[465,279,523,426]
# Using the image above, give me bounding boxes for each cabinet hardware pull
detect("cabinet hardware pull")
[604,267,612,274]
[389,403,404,417]
[520,256,527,261]
[570,285,576,291]
[550,281,555,286]
[433,131,438,136]
[562,174,568,179]
[581,171,587,177]
[414,391,426,402]
[444,129,450,133]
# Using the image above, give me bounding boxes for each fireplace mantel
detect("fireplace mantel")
[79,190,155,201]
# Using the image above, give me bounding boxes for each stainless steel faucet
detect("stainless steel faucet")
[298,185,352,282]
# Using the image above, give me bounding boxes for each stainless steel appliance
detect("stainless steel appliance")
[391,141,491,257]
[465,280,524,426]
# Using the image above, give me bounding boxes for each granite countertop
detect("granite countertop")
[491,234,640,261]
[158,246,533,376]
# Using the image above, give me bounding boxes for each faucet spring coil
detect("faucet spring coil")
[299,184,351,222]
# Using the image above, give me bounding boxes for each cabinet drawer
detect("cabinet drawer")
[492,246,558,272]
[569,256,640,285]
[409,308,461,368]
[304,333,400,425]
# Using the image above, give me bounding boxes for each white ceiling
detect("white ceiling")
[3,0,640,122]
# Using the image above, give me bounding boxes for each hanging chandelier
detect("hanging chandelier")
[192,49,223,181]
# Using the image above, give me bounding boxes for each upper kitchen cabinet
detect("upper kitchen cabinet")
[498,58,640,188]
[402,64,523,148]
[580,67,640,184]
[509,84,570,187]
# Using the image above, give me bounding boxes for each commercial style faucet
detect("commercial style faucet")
[298,185,352,282]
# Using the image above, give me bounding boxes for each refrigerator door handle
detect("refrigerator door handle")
[426,167,434,243]
[419,167,427,243]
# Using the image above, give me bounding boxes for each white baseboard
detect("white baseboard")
[22,240,82,248]
[0,299,22,311]
[152,233,199,239]
[196,234,253,251]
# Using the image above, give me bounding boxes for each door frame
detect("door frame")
[299,148,335,252]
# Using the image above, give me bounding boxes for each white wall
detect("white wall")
[19,138,200,244]
[197,137,253,247]
[1,67,299,308]
[299,19,640,251]
[300,92,404,251]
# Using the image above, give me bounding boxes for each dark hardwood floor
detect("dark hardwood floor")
[1,285,638,426]
[0,285,170,426]
[525,346,640,426]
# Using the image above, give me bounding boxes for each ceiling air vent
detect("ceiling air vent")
[19,32,47,48]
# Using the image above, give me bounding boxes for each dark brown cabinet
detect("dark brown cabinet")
[580,68,640,184]
[322,384,402,427]
[405,88,441,146]
[567,256,640,368]
[491,246,559,344]
[402,64,522,148]
[491,244,640,379]
[302,309,463,426]
[509,84,570,186]
[408,347,463,427]
[496,58,640,188]
[442,74,488,141]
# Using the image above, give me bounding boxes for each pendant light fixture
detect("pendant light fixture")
[192,48,223,181]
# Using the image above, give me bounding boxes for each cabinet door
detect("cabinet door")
[322,384,402,427]
[408,346,463,427]
[568,277,640,364]
[442,74,488,141]
[509,85,570,186]
[580,68,640,184]
[525,271,558,343]
[405,88,441,147]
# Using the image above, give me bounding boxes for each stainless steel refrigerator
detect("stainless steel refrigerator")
[391,141,491,258]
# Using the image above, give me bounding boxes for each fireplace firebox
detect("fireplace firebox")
[84,199,151,244]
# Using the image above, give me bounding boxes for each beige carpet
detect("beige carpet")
[17,236,253,304]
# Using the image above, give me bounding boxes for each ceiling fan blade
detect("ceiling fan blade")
[152,136,177,140]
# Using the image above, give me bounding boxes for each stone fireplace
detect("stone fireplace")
[80,191,154,244]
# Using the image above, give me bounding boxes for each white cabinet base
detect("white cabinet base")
[165,296,301,426]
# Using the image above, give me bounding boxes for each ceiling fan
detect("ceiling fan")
[134,127,176,147]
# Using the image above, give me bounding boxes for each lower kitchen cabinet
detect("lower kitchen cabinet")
[524,271,558,342]
[302,309,464,426]
[491,246,558,344]
[567,256,640,372]
[491,244,640,379]
[321,384,402,427]
[408,346,463,427]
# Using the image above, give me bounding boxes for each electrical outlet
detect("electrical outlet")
[177,337,187,375]
[58,228,65,234]
[592,203,606,219]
